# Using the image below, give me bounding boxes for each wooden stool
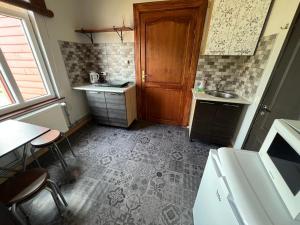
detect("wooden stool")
[30,130,76,170]
[0,168,67,225]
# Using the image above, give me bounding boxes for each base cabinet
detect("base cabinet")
[86,87,137,127]
[190,100,243,145]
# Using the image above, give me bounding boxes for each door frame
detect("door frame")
[242,9,300,149]
[134,0,208,126]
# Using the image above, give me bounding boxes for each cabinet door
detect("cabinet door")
[191,101,217,140]
[86,91,109,123]
[204,0,240,55]
[204,0,271,55]
[212,103,242,138]
[190,101,243,145]
[105,92,128,127]
[228,0,272,55]
[212,103,242,144]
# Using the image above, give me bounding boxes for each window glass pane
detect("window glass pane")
[0,14,48,101]
[0,71,15,108]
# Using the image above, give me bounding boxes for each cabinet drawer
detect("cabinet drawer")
[90,106,108,117]
[106,102,126,110]
[108,109,127,120]
[215,103,242,123]
[109,118,128,127]
[193,101,217,121]
[86,91,106,107]
[86,91,105,99]
[93,115,110,124]
[105,92,125,104]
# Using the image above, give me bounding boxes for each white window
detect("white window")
[0,7,55,115]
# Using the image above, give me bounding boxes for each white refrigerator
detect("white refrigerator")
[193,148,300,225]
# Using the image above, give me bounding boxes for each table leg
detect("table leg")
[21,144,28,171]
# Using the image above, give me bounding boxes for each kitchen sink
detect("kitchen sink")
[93,81,129,88]
[205,90,238,99]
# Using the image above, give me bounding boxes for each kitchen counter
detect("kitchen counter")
[73,82,137,128]
[192,89,251,105]
[73,82,135,93]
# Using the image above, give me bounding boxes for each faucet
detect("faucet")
[216,81,223,91]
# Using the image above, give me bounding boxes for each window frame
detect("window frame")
[0,6,55,115]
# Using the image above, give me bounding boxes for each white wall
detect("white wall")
[32,0,90,124]
[233,0,300,149]
[76,0,164,43]
[0,1,90,124]
[32,0,164,123]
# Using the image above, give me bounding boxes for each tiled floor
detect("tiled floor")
[23,121,218,225]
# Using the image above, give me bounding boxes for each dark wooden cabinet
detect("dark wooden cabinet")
[190,100,243,146]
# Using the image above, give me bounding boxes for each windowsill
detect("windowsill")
[0,97,65,122]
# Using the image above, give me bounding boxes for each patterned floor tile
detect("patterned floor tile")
[162,184,183,205]
[26,121,218,225]
[168,160,184,173]
[183,174,201,191]
[181,207,194,225]
[164,171,183,186]
[129,175,150,196]
[182,189,198,208]
[146,175,167,200]
[84,165,107,180]
[183,163,204,177]
[160,204,181,225]
[101,167,133,188]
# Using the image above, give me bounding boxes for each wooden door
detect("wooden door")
[134,0,207,125]
[244,14,300,151]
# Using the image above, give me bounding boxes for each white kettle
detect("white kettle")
[89,71,100,84]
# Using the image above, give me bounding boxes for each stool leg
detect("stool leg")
[49,145,59,162]
[63,134,76,158]
[11,204,27,225]
[45,186,63,215]
[53,143,68,170]
[47,179,68,207]
[30,146,41,168]
[19,205,31,225]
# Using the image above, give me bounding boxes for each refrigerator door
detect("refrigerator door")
[193,150,244,225]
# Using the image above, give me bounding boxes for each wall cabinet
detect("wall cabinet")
[190,100,243,145]
[86,87,136,128]
[202,0,272,55]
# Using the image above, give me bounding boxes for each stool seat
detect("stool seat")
[0,168,48,205]
[31,130,61,148]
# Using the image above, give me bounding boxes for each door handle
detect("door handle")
[142,70,148,82]
[260,104,271,116]
[261,104,271,112]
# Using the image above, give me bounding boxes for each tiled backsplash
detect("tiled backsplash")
[59,41,135,86]
[59,34,276,101]
[195,34,277,100]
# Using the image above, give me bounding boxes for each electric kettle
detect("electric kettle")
[89,71,100,84]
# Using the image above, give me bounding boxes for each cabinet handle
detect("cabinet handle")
[200,101,215,105]
[88,91,102,94]
[109,92,122,95]
[223,103,240,108]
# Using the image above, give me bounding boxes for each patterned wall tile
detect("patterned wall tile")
[195,34,277,100]
[59,41,135,86]
[59,34,276,101]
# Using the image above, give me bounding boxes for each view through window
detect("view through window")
[0,13,53,112]
[0,71,14,108]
